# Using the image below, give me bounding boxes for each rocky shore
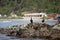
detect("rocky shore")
[0,23,60,40]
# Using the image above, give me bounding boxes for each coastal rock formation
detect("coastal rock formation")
[0,23,60,40]
[7,23,52,38]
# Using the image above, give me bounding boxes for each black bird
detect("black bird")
[42,18,45,23]
[30,18,33,24]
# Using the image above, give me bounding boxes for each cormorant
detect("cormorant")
[30,17,33,24]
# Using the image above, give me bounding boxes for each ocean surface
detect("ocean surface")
[0,19,57,40]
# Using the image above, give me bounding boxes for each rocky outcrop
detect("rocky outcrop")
[0,23,60,40]
[6,23,53,38]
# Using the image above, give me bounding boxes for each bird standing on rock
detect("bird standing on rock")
[30,17,33,24]
[42,18,45,23]
[42,16,45,23]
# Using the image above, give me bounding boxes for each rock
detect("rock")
[26,23,40,30]
[18,28,35,38]
[18,29,30,38]
[1,22,58,39]
[7,30,17,36]
[39,30,51,37]
[32,30,40,38]
[50,29,60,38]
[53,24,60,30]
[17,23,52,38]
[50,24,60,39]
[0,28,9,34]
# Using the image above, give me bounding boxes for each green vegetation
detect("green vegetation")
[0,0,60,16]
